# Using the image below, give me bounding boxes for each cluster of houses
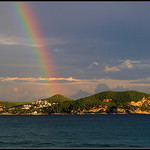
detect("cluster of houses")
[21,99,58,110]
[0,99,58,115]
[129,97,150,107]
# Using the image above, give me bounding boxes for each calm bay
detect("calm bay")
[0,114,150,148]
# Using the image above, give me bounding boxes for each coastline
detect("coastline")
[1,112,150,115]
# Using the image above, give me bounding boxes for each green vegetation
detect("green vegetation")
[43,94,73,103]
[78,90,150,103]
[39,91,150,114]
[0,91,150,115]
[0,101,31,108]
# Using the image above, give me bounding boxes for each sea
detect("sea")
[0,114,150,149]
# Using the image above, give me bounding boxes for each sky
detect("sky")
[1,2,150,101]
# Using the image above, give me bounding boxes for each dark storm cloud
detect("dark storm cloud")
[31,2,150,58]
[1,2,150,101]
[25,2,150,80]
[1,2,150,80]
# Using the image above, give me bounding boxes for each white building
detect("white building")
[22,104,32,110]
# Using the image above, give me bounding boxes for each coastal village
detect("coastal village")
[0,99,58,115]
[0,91,150,115]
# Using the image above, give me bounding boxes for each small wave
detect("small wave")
[0,140,55,148]
[64,143,126,148]
[128,145,144,148]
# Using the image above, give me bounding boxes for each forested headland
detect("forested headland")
[0,91,150,115]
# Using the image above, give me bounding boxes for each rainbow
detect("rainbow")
[11,2,60,96]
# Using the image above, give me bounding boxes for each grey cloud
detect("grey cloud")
[69,90,92,100]
[95,83,129,94]
[0,2,150,101]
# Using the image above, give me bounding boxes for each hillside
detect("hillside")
[43,94,73,103]
[44,91,150,114]
[0,101,31,109]
[0,91,150,115]
[71,91,150,114]
[76,90,150,105]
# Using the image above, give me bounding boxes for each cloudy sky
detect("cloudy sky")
[1,2,150,101]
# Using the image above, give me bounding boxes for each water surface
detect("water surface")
[0,114,150,148]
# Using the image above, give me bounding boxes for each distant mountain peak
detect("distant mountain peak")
[70,90,92,100]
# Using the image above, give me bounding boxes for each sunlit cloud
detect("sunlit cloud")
[105,66,120,72]
[0,35,69,47]
[1,76,150,87]
[0,35,42,47]
[1,76,150,101]
[0,77,81,83]
[105,59,133,72]
[88,61,99,68]
[120,59,133,69]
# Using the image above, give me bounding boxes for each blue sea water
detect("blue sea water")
[0,114,150,148]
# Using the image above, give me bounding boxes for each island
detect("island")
[0,91,150,115]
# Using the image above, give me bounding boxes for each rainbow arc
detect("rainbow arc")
[12,2,60,96]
